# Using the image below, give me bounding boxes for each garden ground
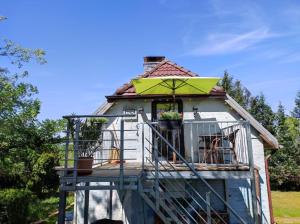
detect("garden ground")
[272,191,300,224]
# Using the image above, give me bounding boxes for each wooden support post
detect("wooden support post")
[84,182,90,224]
[206,192,212,224]
[58,190,67,224]
[246,122,259,224]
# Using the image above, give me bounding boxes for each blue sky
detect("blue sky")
[1,0,299,120]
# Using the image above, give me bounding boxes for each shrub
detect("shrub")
[27,153,60,197]
[0,188,34,224]
[159,111,183,120]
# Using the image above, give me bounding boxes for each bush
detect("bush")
[27,153,60,197]
[0,188,34,224]
[159,111,183,120]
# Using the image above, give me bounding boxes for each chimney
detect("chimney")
[143,56,165,72]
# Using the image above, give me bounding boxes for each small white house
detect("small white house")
[62,56,278,224]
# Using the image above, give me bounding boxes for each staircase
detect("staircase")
[137,121,248,224]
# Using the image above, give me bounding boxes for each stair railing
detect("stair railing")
[143,136,226,224]
[144,121,248,224]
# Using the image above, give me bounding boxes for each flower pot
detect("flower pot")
[158,120,182,130]
[77,157,93,175]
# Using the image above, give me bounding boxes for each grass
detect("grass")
[29,193,74,223]
[272,191,300,224]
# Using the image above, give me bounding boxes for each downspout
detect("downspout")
[265,155,275,224]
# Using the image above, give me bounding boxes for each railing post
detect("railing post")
[142,123,145,172]
[64,120,70,177]
[206,192,212,224]
[84,182,90,224]
[154,135,159,210]
[246,122,259,224]
[120,119,124,190]
[58,189,67,224]
[73,119,80,188]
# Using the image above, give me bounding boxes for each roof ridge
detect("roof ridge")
[114,58,201,95]
[143,59,169,77]
[165,60,198,77]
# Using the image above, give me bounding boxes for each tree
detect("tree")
[0,32,64,198]
[249,93,275,134]
[219,71,252,110]
[269,103,300,190]
[292,90,300,118]
[219,71,299,190]
[219,70,234,95]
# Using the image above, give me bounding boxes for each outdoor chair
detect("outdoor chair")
[204,129,239,164]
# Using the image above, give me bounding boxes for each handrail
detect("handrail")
[144,149,212,224]
[144,139,226,224]
[183,120,249,124]
[145,121,248,224]
[63,114,136,119]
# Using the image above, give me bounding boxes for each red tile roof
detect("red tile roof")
[146,60,197,77]
[111,59,224,97]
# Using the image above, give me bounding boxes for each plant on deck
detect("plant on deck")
[159,111,183,121]
[70,118,108,157]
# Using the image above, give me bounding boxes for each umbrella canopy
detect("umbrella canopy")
[132,76,220,95]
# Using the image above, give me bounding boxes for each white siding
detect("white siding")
[75,98,271,224]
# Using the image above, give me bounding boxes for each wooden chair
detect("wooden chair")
[205,129,239,164]
[224,129,239,164]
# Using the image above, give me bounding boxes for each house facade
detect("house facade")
[58,57,278,224]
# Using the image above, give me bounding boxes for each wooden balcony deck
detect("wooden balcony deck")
[57,161,250,183]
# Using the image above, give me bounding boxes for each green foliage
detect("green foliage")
[249,93,275,134]
[28,194,74,223]
[27,153,60,197]
[70,118,108,157]
[159,111,183,120]
[292,90,300,118]
[0,39,46,68]
[269,103,300,190]
[219,70,234,95]
[0,120,65,190]
[220,71,299,190]
[0,38,64,197]
[0,188,35,224]
[219,70,252,109]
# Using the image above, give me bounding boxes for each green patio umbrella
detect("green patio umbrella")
[132,76,220,95]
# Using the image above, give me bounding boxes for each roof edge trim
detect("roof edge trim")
[225,94,279,149]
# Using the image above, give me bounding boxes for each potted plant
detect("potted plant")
[71,118,108,175]
[158,111,183,130]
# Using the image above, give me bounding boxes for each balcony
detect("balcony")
[56,115,254,224]
[56,115,254,188]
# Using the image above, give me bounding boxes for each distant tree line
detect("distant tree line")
[219,71,300,191]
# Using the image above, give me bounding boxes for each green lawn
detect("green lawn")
[29,194,74,223]
[272,191,300,224]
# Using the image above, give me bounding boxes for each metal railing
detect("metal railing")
[140,121,249,224]
[142,139,228,224]
[184,120,250,166]
[58,115,255,223]
[60,114,139,189]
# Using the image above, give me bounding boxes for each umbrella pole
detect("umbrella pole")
[172,80,176,111]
